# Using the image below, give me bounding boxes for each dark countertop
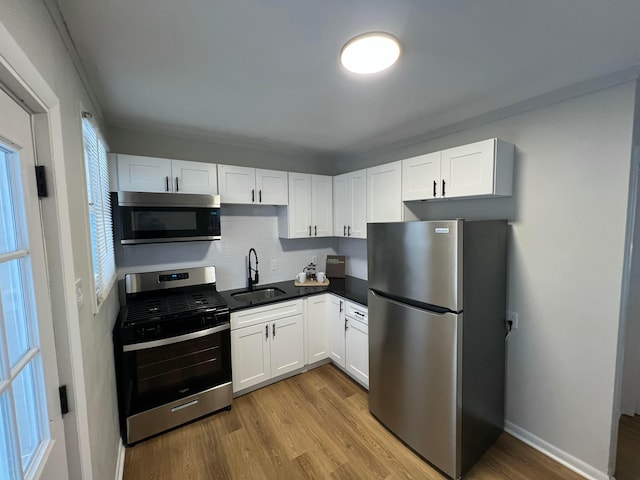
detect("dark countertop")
[219,275,368,312]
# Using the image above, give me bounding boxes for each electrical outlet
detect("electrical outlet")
[271,258,278,271]
[506,311,519,329]
[311,255,318,265]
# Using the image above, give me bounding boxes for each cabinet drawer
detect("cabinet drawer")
[231,299,303,330]
[345,301,368,325]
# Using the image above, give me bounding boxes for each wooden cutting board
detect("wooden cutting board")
[294,278,330,287]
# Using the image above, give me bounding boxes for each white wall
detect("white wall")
[620,82,640,417]
[116,205,338,290]
[108,126,334,175]
[0,2,120,479]
[337,238,368,280]
[339,82,637,477]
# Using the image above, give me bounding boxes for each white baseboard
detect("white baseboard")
[115,439,125,480]
[505,421,610,480]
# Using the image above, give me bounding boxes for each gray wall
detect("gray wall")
[337,82,637,476]
[0,2,120,479]
[108,125,335,175]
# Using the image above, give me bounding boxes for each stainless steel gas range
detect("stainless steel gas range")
[113,266,232,445]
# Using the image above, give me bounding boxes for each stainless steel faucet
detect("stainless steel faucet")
[248,248,259,290]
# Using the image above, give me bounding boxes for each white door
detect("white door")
[440,139,495,198]
[218,165,256,204]
[255,169,288,205]
[270,315,304,377]
[349,169,367,239]
[311,175,333,237]
[306,295,330,364]
[333,173,349,237]
[231,323,271,392]
[402,152,442,200]
[328,296,346,368]
[346,318,369,388]
[116,154,173,192]
[0,90,68,479]
[367,161,403,223]
[172,160,218,195]
[287,173,312,238]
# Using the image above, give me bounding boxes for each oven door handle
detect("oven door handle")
[123,323,230,352]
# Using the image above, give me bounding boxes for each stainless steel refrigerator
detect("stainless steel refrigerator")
[367,220,507,479]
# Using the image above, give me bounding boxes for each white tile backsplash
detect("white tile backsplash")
[337,237,367,280]
[115,204,338,290]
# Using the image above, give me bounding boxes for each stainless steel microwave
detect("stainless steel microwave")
[115,192,221,245]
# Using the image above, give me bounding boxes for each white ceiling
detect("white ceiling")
[57,0,640,156]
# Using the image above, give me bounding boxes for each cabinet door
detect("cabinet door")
[328,296,346,368]
[367,161,402,223]
[311,174,333,237]
[172,160,218,195]
[346,318,369,388]
[286,173,313,238]
[270,314,304,378]
[306,295,330,364]
[255,169,288,205]
[402,152,442,200]
[116,154,173,193]
[349,169,367,239]
[231,323,271,393]
[218,165,256,204]
[333,174,349,237]
[440,139,495,198]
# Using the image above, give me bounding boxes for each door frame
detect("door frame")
[0,22,93,479]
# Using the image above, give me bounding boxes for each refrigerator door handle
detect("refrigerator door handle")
[369,289,457,315]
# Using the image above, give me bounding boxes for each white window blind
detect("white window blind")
[81,114,115,306]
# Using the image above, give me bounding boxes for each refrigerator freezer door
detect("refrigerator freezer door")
[368,290,461,478]
[367,220,462,312]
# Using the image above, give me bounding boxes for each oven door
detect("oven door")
[121,324,231,417]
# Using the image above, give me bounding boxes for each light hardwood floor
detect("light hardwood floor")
[615,414,640,480]
[124,364,585,479]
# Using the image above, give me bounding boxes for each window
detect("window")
[81,113,115,307]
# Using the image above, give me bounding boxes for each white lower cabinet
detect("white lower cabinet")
[328,295,347,368]
[328,296,369,388]
[306,294,331,364]
[231,300,304,393]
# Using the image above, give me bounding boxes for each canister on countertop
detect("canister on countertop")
[326,255,346,278]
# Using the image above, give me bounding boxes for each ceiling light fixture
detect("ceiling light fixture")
[340,32,401,75]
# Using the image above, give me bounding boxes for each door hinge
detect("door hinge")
[59,385,69,415]
[35,165,48,198]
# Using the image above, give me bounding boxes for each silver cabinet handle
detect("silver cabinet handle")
[348,226,351,237]
[259,190,262,203]
[252,189,255,203]
[308,225,312,236]
[314,225,317,236]
[343,225,346,236]
[272,323,276,337]
[345,317,348,331]
[165,176,169,192]
[339,300,343,313]
[175,177,179,192]
[171,399,199,412]
[265,324,269,339]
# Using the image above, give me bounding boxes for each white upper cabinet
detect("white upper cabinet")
[115,154,173,193]
[402,152,442,200]
[171,159,218,195]
[401,139,514,201]
[311,175,333,237]
[367,161,403,223]
[334,169,366,238]
[218,165,288,205]
[113,154,218,194]
[441,138,513,198]
[256,169,288,205]
[218,165,256,203]
[279,173,332,238]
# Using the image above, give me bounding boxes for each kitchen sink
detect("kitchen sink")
[231,287,287,303]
